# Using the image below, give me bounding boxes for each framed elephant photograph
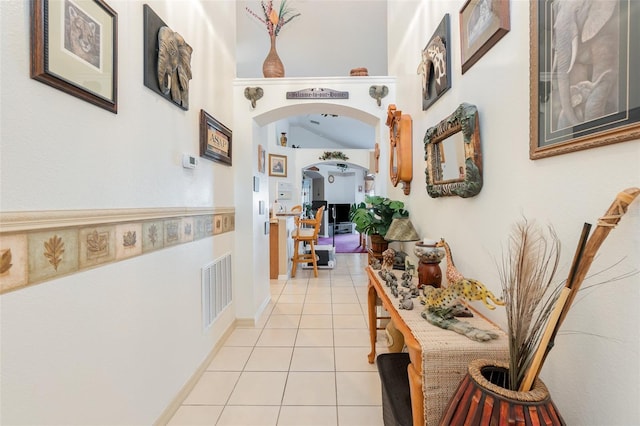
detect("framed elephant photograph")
[143,4,193,111]
[30,0,118,113]
[529,0,640,160]
[418,14,451,111]
[459,0,510,74]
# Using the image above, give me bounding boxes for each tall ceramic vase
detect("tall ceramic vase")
[440,359,565,425]
[263,35,284,78]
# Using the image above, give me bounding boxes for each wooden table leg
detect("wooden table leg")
[407,361,424,426]
[367,279,377,364]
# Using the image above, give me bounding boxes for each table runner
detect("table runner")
[374,270,509,425]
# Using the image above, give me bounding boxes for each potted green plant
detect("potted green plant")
[350,196,409,259]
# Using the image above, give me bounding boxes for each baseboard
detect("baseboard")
[153,322,236,426]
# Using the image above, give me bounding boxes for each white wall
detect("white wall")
[236,0,388,78]
[388,1,640,424]
[0,1,237,423]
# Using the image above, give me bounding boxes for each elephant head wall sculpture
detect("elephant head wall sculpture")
[157,26,193,109]
[552,0,619,129]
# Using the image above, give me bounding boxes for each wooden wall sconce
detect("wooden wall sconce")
[386,104,413,195]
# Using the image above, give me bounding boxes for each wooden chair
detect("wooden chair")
[290,204,302,214]
[291,206,324,278]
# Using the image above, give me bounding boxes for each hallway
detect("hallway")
[167,253,388,425]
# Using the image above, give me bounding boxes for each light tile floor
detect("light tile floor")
[167,253,390,426]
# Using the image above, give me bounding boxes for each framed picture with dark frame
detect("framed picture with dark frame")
[529,0,640,160]
[30,0,118,113]
[268,154,287,177]
[143,4,193,111]
[200,109,232,166]
[459,0,510,74]
[418,14,451,111]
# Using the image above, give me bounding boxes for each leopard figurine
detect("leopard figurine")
[421,278,504,319]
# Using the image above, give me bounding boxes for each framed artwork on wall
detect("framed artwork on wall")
[30,0,118,113]
[459,0,510,74]
[143,4,193,110]
[268,154,287,177]
[418,14,451,111]
[530,0,640,160]
[200,109,232,165]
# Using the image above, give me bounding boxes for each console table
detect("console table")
[366,266,509,425]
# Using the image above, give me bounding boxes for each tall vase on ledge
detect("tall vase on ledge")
[263,35,285,78]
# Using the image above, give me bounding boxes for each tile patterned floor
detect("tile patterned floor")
[167,253,389,426]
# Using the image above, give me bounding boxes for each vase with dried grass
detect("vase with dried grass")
[246,0,300,78]
[441,188,640,425]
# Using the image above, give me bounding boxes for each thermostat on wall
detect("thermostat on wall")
[182,154,198,169]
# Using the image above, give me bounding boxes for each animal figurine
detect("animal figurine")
[379,270,397,287]
[404,258,416,278]
[371,258,382,270]
[435,238,466,285]
[382,248,395,271]
[391,284,399,298]
[421,280,504,319]
[399,291,414,310]
[409,283,420,298]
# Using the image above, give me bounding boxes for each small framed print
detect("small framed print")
[459,0,510,74]
[259,200,265,215]
[200,109,232,165]
[253,176,260,192]
[31,0,118,113]
[268,154,287,177]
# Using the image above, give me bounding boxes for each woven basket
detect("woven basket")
[350,67,368,76]
[440,359,566,425]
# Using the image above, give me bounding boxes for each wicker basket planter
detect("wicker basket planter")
[440,359,565,425]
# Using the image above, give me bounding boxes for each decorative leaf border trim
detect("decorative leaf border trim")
[0,207,234,294]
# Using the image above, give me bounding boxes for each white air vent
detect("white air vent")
[202,253,232,331]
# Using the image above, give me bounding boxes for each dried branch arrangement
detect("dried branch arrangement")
[498,187,640,392]
[497,220,564,391]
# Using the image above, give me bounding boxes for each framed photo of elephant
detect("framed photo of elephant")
[143,5,193,111]
[529,0,640,160]
[459,0,510,74]
[30,0,118,113]
[418,14,452,111]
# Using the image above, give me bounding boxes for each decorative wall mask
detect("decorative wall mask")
[417,14,451,111]
[143,5,192,110]
[369,85,389,106]
[157,27,192,108]
[424,103,482,198]
[244,87,264,108]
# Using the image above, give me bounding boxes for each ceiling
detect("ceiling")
[287,113,375,150]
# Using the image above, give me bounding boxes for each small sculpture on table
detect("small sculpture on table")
[414,242,445,288]
[419,238,506,342]
[382,248,395,271]
[399,291,414,310]
[404,258,416,278]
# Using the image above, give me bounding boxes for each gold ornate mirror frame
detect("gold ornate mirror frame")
[424,103,482,198]
[386,104,413,195]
